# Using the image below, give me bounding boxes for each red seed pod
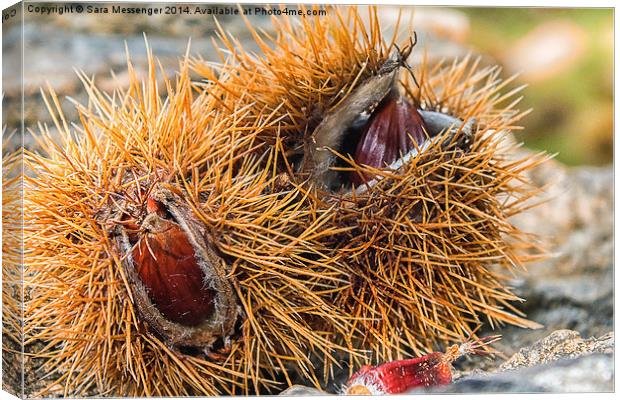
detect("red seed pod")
[351,95,427,185]
[112,184,239,349]
[131,198,216,326]
[343,336,501,395]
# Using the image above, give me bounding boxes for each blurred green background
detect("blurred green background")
[459,8,613,166]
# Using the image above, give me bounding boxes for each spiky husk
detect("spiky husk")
[23,54,356,396]
[192,6,395,149]
[193,6,547,363]
[2,136,24,395]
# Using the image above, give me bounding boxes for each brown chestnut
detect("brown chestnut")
[112,184,239,350]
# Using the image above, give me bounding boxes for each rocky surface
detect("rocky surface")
[498,330,613,371]
[435,353,613,393]
[496,156,614,353]
[431,330,614,393]
[279,385,329,396]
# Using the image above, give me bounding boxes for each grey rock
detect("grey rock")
[498,330,613,371]
[449,330,614,393]
[428,354,613,393]
[10,24,199,96]
[279,385,328,396]
[512,157,613,278]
